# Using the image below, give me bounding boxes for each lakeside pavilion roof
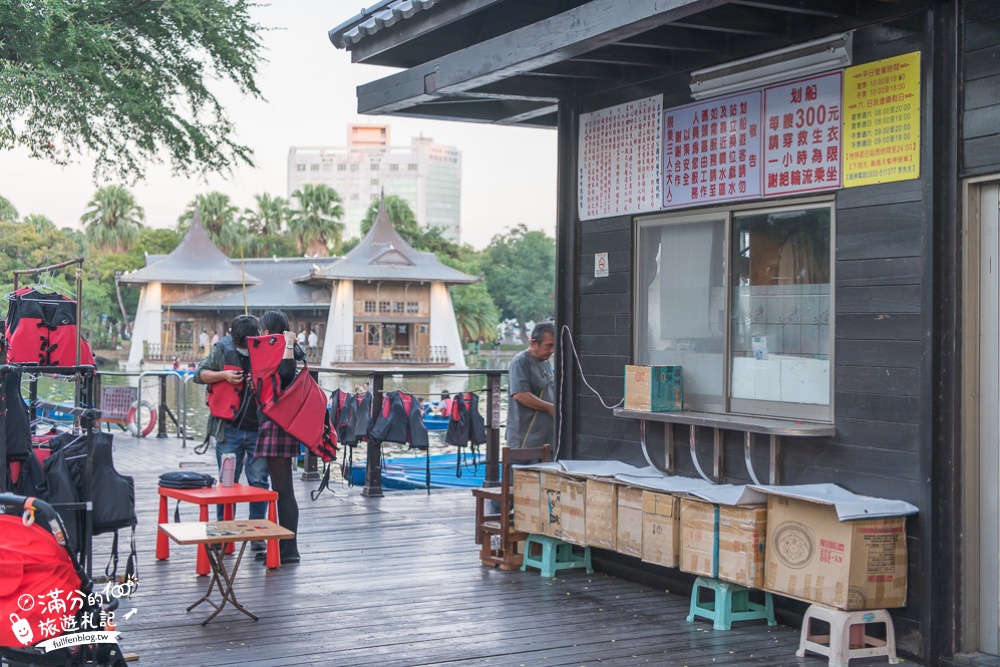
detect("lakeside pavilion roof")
[166,258,340,310]
[307,197,478,285]
[119,216,259,286]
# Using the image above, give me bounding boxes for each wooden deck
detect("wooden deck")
[87,434,905,666]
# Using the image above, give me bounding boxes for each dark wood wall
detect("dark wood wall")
[563,12,946,659]
[962,0,1000,177]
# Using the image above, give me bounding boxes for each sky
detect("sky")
[0,1,558,250]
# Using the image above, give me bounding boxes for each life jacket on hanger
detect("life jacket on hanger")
[247,334,338,463]
[444,392,488,447]
[4,288,95,367]
[371,390,429,450]
[330,389,353,444]
[347,391,372,445]
[204,335,245,420]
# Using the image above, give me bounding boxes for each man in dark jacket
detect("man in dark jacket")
[194,315,270,532]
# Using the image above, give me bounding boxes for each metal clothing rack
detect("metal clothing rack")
[1,258,102,576]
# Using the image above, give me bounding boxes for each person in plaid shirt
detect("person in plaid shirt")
[253,310,305,564]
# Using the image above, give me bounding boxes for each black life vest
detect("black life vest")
[1,368,32,462]
[247,334,338,463]
[4,288,95,367]
[204,335,245,420]
[444,392,487,447]
[330,389,353,444]
[347,392,372,445]
[371,391,429,450]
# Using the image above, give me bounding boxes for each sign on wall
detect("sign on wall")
[842,51,921,188]
[762,72,843,196]
[662,92,763,209]
[578,95,663,221]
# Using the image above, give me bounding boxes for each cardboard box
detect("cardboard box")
[585,479,618,550]
[539,472,586,545]
[679,497,767,588]
[616,486,644,557]
[624,365,683,412]
[642,491,680,568]
[764,495,908,610]
[512,469,542,534]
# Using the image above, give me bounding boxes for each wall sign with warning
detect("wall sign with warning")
[842,51,921,187]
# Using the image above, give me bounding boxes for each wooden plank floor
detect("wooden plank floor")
[84,434,908,666]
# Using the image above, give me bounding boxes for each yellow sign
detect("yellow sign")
[842,51,921,188]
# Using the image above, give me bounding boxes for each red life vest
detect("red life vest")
[204,337,245,420]
[4,288,95,367]
[247,335,338,463]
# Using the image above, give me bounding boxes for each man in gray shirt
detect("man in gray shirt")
[507,321,556,448]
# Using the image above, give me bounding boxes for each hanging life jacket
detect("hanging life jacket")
[371,391,429,450]
[247,335,338,463]
[1,368,32,462]
[347,391,373,445]
[444,391,488,447]
[204,336,245,420]
[3,288,95,367]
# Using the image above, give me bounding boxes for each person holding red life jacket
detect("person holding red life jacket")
[193,315,271,541]
[252,310,304,564]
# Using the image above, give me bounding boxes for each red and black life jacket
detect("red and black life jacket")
[247,334,338,463]
[204,336,245,420]
[444,392,487,447]
[3,288,95,367]
[371,390,429,450]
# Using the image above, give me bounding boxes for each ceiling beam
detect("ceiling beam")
[356,0,725,114]
[728,0,854,19]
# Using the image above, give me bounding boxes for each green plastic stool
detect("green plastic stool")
[521,534,594,578]
[687,576,777,631]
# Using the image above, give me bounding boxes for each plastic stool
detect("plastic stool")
[796,603,899,667]
[686,576,777,631]
[520,534,593,578]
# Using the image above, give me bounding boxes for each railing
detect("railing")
[145,341,323,365]
[329,345,449,364]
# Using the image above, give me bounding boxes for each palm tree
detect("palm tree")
[242,193,289,237]
[450,283,499,344]
[22,214,57,234]
[80,185,144,253]
[289,184,344,256]
[358,195,422,245]
[0,195,18,223]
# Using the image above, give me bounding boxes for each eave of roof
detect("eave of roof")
[329,0,442,50]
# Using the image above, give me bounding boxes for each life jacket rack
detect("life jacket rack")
[0,258,107,580]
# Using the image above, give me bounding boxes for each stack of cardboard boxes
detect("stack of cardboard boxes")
[510,466,916,611]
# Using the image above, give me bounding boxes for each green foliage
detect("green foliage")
[482,224,556,340]
[177,191,248,256]
[359,196,423,246]
[290,184,344,256]
[0,195,18,222]
[242,193,290,237]
[21,214,57,234]
[450,283,499,343]
[0,0,265,181]
[81,185,144,253]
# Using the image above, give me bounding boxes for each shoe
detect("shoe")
[279,553,301,564]
[250,540,267,552]
[254,552,267,562]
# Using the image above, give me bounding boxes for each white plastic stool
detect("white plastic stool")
[796,604,899,667]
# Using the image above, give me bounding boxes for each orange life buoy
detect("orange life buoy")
[126,400,157,437]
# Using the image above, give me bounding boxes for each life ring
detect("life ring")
[126,400,157,437]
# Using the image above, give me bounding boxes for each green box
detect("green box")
[624,365,683,412]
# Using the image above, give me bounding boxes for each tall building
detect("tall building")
[288,124,462,242]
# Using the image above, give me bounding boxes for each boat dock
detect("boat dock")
[98,434,891,666]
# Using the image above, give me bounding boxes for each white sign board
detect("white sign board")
[578,95,663,221]
[594,252,609,278]
[663,92,763,209]
[763,72,843,196]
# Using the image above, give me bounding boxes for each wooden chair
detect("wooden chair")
[472,445,552,570]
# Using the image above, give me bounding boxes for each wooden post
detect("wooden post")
[484,371,502,488]
[362,372,384,497]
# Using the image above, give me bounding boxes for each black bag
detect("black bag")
[158,471,216,489]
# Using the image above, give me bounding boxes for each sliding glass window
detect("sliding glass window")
[635,200,833,421]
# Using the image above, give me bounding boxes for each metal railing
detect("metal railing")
[145,341,324,365]
[329,345,449,364]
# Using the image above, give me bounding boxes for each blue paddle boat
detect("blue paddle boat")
[346,451,485,490]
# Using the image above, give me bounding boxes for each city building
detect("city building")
[287,124,462,243]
